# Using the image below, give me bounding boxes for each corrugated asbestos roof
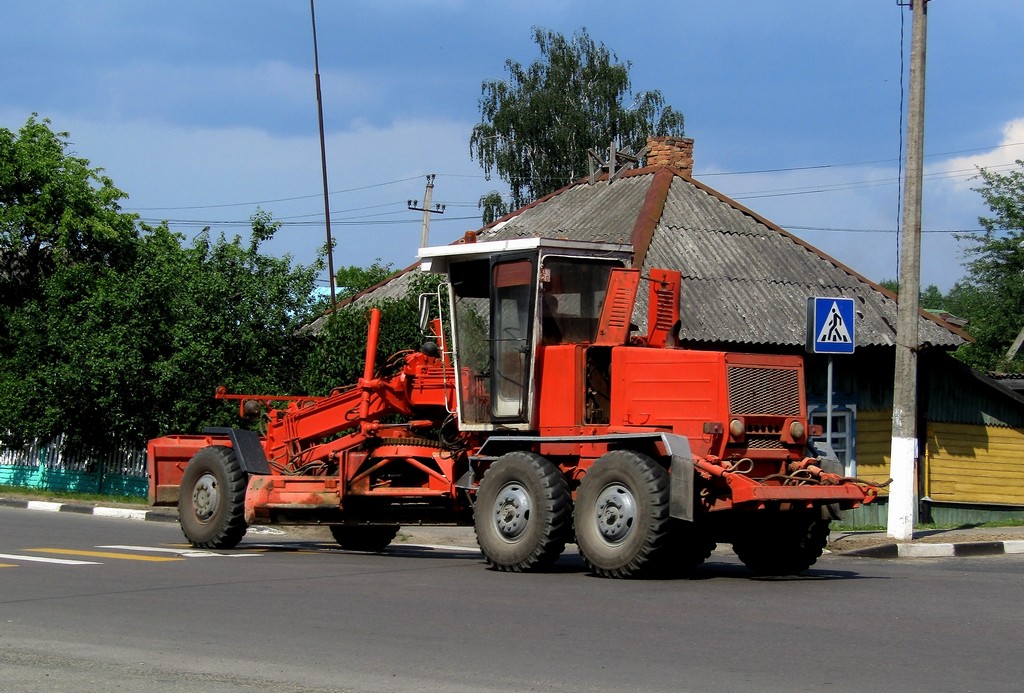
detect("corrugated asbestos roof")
[644,179,960,348]
[311,166,967,350]
[484,176,646,244]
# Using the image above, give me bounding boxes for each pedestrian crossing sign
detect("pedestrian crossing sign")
[807,297,855,354]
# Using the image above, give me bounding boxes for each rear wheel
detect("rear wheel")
[574,450,672,578]
[474,451,572,572]
[732,511,831,576]
[329,525,400,551]
[178,446,248,549]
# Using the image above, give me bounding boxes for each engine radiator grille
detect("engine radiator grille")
[727,366,802,417]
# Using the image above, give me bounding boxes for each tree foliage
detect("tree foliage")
[877,279,946,310]
[0,115,137,306]
[334,258,396,300]
[301,272,443,396]
[0,117,322,451]
[470,27,685,211]
[478,191,511,226]
[945,159,1024,373]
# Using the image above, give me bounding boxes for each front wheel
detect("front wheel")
[732,512,831,576]
[178,446,248,549]
[474,451,572,572]
[574,450,673,578]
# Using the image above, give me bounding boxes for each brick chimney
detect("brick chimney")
[646,136,694,176]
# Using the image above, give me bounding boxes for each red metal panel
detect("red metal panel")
[645,268,680,348]
[731,483,869,505]
[535,344,585,429]
[594,268,640,345]
[609,347,727,456]
[146,434,231,506]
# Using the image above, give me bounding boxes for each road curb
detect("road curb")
[841,540,1024,559]
[0,498,178,523]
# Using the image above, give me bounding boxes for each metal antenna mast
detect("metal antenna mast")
[310,0,337,309]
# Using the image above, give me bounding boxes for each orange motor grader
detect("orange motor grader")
[148,236,878,577]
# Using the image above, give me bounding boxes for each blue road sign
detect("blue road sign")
[807,297,855,354]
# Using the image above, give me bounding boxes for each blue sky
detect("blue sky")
[3,1,1023,293]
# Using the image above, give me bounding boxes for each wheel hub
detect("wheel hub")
[191,472,219,522]
[593,483,636,544]
[492,482,532,541]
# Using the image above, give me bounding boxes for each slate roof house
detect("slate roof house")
[334,136,1024,524]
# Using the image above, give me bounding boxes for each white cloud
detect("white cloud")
[705,116,1024,291]
[0,108,486,280]
[940,117,1024,193]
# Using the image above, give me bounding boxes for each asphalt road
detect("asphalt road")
[1,507,1023,692]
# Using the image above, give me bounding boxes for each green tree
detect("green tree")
[945,159,1024,372]
[0,115,137,306]
[877,279,946,310]
[470,27,685,211]
[302,272,443,395]
[334,258,396,300]
[0,116,323,451]
[478,191,511,226]
[144,215,322,439]
[0,115,142,449]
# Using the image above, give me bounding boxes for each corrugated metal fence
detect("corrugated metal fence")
[0,435,147,498]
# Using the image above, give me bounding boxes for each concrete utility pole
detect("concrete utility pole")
[888,0,929,541]
[408,174,445,248]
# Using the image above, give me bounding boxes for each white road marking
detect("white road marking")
[0,552,99,565]
[97,545,262,558]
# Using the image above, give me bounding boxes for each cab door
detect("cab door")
[489,257,536,422]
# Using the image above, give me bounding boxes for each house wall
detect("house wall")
[810,349,1024,524]
[852,408,892,483]
[926,422,1024,505]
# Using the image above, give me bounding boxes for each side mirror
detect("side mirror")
[418,293,431,335]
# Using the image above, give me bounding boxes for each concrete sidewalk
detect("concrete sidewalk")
[4,495,1024,559]
[828,524,1024,558]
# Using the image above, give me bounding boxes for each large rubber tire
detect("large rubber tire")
[329,525,400,551]
[474,451,572,572]
[178,446,248,549]
[574,450,673,579]
[732,512,831,576]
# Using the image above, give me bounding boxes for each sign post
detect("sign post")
[807,297,856,463]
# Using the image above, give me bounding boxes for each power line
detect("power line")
[136,214,482,229]
[727,161,1018,200]
[694,141,1024,178]
[128,157,1016,220]
[784,224,980,234]
[126,175,426,211]
[124,141,1023,214]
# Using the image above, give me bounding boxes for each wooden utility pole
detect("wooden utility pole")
[888,0,929,541]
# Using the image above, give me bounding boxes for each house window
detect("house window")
[808,405,856,477]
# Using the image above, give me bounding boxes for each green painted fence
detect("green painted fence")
[0,436,147,498]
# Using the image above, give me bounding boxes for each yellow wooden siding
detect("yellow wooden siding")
[854,409,891,484]
[926,422,1024,505]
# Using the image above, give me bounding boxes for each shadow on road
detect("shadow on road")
[231,540,883,582]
